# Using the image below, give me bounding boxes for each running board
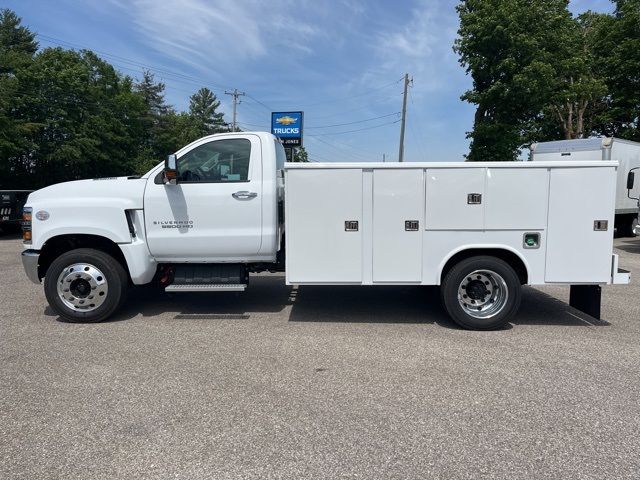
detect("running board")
[165,284,247,292]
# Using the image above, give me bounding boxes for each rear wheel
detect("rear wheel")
[441,256,521,330]
[44,248,128,323]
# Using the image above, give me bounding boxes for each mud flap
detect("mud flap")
[569,285,601,320]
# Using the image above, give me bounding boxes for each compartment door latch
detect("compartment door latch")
[593,220,608,231]
[467,193,482,204]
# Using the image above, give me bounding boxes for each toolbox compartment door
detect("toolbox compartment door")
[425,168,485,230]
[545,167,616,283]
[372,169,423,282]
[286,169,363,283]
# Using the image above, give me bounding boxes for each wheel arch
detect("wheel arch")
[38,234,130,281]
[439,246,529,286]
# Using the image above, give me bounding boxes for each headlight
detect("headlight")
[21,207,32,244]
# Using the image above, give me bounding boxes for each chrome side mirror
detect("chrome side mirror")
[165,154,178,185]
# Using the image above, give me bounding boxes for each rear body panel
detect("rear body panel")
[285,161,620,286]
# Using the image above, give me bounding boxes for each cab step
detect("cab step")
[164,264,248,293]
[165,283,246,292]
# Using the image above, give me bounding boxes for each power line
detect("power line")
[307,136,372,162]
[36,34,232,93]
[306,112,400,129]
[263,77,404,109]
[308,133,383,158]
[244,94,273,113]
[307,94,401,120]
[235,122,384,161]
[308,119,400,137]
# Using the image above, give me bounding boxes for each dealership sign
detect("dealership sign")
[271,111,303,147]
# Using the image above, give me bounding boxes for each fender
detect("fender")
[34,225,130,250]
[437,244,531,285]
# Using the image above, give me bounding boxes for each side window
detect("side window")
[274,140,286,171]
[178,138,251,183]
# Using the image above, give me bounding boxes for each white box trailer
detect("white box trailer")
[530,138,640,236]
[20,132,631,330]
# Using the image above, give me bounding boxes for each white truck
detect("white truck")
[21,132,631,330]
[530,138,640,237]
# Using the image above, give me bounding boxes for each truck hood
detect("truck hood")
[28,176,147,209]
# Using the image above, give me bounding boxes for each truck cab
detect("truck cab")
[21,132,284,322]
[143,132,283,263]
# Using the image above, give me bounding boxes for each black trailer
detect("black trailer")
[1,190,32,232]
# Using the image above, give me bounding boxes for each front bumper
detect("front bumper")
[21,250,41,284]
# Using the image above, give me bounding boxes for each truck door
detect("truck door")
[144,135,263,261]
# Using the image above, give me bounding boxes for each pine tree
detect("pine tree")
[0,8,37,74]
[135,70,170,116]
[189,87,228,135]
[133,70,173,171]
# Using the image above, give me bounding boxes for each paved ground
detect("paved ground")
[1,233,639,479]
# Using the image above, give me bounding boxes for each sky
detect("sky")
[6,0,615,163]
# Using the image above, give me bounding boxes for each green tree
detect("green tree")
[533,12,608,141]
[132,70,174,173]
[455,0,579,160]
[135,70,171,118]
[0,8,37,74]
[189,87,228,135]
[0,9,235,185]
[0,9,38,187]
[590,0,640,140]
[9,48,146,187]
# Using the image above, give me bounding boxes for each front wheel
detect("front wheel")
[44,248,128,323]
[441,256,522,330]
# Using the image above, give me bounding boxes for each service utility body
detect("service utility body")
[20,132,632,330]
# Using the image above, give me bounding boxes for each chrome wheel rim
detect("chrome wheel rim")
[457,269,509,319]
[56,263,108,312]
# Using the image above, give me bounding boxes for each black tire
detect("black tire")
[440,256,521,330]
[44,248,128,323]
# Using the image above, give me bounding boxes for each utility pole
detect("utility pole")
[398,73,410,162]
[225,88,245,131]
[383,153,386,163]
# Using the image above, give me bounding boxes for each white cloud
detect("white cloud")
[104,0,321,71]
[369,0,463,95]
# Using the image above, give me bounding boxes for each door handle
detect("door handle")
[232,191,258,199]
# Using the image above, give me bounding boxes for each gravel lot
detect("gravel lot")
[1,233,639,479]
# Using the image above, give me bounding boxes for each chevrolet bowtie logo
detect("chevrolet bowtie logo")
[275,116,297,126]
